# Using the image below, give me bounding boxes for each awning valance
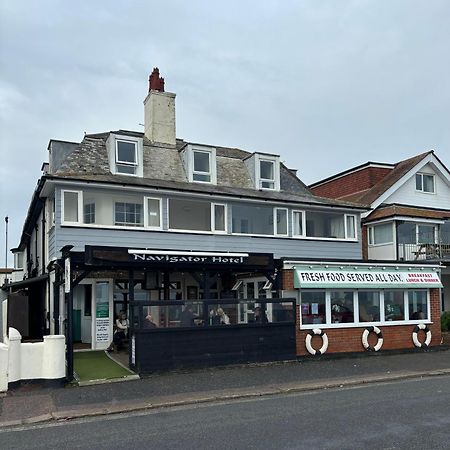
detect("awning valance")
[294,266,442,289]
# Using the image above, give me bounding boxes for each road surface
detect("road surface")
[1,374,449,449]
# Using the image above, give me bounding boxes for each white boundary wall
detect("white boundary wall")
[0,327,65,392]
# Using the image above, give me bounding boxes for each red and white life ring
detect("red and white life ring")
[362,326,383,352]
[412,324,432,348]
[305,328,328,355]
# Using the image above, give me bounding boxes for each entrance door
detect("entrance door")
[238,278,272,323]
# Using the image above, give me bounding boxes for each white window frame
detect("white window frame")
[344,214,357,240]
[115,139,138,175]
[114,201,144,227]
[292,210,306,238]
[187,146,217,184]
[14,252,24,270]
[107,134,143,177]
[211,203,227,233]
[368,222,394,246]
[299,289,431,330]
[415,172,435,194]
[255,154,280,191]
[274,208,288,236]
[61,189,83,225]
[144,197,163,229]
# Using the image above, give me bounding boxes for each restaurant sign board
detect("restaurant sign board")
[294,267,442,289]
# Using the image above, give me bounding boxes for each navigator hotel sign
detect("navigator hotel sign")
[129,250,247,265]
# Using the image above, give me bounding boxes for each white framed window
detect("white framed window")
[292,210,305,237]
[114,202,143,227]
[212,203,227,233]
[368,222,394,245]
[14,252,24,270]
[193,150,212,182]
[116,140,138,175]
[186,146,217,184]
[415,173,435,193]
[345,215,357,239]
[260,159,275,189]
[274,208,288,236]
[62,190,83,224]
[254,154,280,191]
[300,289,430,330]
[107,134,143,177]
[144,197,162,229]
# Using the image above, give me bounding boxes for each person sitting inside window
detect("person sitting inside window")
[217,308,230,325]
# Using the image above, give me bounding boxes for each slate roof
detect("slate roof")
[50,130,364,210]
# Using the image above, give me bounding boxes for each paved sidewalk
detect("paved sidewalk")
[1,349,449,427]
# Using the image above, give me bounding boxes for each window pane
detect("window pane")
[260,160,274,180]
[194,151,210,173]
[408,291,427,320]
[423,175,434,193]
[117,141,136,163]
[301,291,326,325]
[193,173,211,182]
[169,198,211,231]
[293,211,303,236]
[83,203,95,224]
[214,204,226,231]
[346,216,356,239]
[331,291,354,323]
[418,225,435,244]
[398,223,415,244]
[358,291,380,322]
[64,191,79,222]
[415,174,422,191]
[372,223,393,244]
[385,291,405,321]
[232,204,274,235]
[116,164,136,175]
[305,211,345,238]
[147,199,160,227]
[114,202,142,226]
[276,209,287,235]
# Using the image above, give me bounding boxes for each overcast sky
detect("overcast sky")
[1,0,449,265]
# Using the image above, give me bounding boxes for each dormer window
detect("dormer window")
[260,159,275,189]
[415,173,435,193]
[193,150,212,182]
[252,154,280,191]
[107,134,143,177]
[116,140,137,174]
[186,146,217,184]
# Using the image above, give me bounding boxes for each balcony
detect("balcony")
[398,243,450,261]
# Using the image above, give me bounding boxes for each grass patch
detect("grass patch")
[74,351,132,382]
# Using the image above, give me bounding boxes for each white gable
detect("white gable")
[383,161,450,209]
[362,152,450,214]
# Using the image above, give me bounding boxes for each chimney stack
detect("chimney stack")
[144,67,176,147]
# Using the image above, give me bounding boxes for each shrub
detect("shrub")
[441,312,450,332]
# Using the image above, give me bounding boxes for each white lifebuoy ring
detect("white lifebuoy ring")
[412,324,432,348]
[362,326,383,352]
[305,328,328,355]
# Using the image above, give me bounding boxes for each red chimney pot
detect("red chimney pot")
[149,67,165,93]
